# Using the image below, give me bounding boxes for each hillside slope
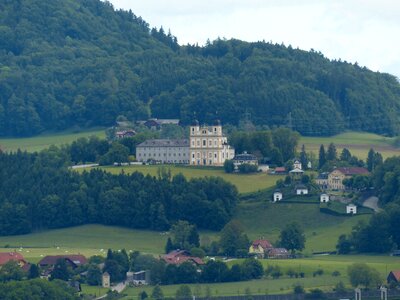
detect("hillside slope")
[1,0,400,136]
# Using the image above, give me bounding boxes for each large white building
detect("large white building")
[136,120,234,166]
[136,139,190,164]
[189,120,235,166]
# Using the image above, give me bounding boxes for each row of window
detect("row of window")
[138,152,188,157]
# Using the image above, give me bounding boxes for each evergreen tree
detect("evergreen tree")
[50,259,69,281]
[28,264,40,279]
[326,143,337,161]
[187,226,200,248]
[165,238,174,254]
[340,148,352,162]
[151,285,164,300]
[299,144,308,170]
[318,145,326,169]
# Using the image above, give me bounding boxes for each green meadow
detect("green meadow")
[91,165,283,194]
[0,128,105,152]
[299,131,399,159]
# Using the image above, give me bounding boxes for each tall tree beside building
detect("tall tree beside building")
[318,145,326,169]
[326,143,337,161]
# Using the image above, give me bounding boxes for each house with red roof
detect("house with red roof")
[328,167,369,190]
[387,270,400,283]
[38,255,87,269]
[161,250,204,266]
[0,252,27,268]
[249,239,273,258]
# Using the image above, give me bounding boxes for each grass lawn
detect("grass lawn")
[299,131,399,159]
[0,128,106,152]
[81,284,109,298]
[234,201,370,253]
[91,165,283,194]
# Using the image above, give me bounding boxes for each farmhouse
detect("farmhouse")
[38,255,87,269]
[249,239,273,258]
[267,248,290,259]
[387,270,400,283]
[328,167,369,190]
[189,120,235,166]
[162,250,204,266]
[136,139,190,164]
[115,129,136,139]
[320,193,330,203]
[295,184,308,195]
[274,167,287,175]
[142,118,180,130]
[127,270,150,285]
[273,190,283,202]
[232,151,258,169]
[316,172,329,190]
[346,204,357,214]
[0,252,27,267]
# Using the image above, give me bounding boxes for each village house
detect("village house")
[273,190,283,202]
[346,204,357,214]
[189,120,235,166]
[126,270,151,286]
[136,139,190,164]
[273,167,287,175]
[316,172,329,190]
[249,239,273,258]
[327,167,369,190]
[102,272,110,288]
[38,255,87,274]
[161,250,204,266]
[320,193,330,203]
[142,118,180,130]
[293,159,302,170]
[267,248,290,259]
[295,184,309,195]
[115,129,136,139]
[0,252,27,268]
[232,151,258,169]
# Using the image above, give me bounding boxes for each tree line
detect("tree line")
[1,0,400,137]
[0,150,238,235]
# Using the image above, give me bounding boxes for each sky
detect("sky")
[109,0,400,78]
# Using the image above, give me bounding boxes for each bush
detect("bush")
[293,284,304,294]
[224,160,235,173]
[312,269,324,277]
[305,289,326,299]
[238,164,258,174]
[332,270,341,277]
[190,248,205,258]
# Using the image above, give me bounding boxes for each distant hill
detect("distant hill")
[1,0,400,137]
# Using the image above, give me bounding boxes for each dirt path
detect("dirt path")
[362,196,381,212]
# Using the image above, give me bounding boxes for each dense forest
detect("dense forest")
[1,0,400,137]
[0,150,238,236]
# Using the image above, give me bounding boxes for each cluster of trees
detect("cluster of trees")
[0,151,238,235]
[318,143,367,170]
[1,0,400,137]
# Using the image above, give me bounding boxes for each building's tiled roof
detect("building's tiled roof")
[317,172,329,179]
[137,139,189,147]
[295,184,308,190]
[268,248,289,255]
[38,255,87,266]
[252,239,273,250]
[0,252,25,265]
[390,270,400,281]
[162,250,204,265]
[275,167,286,172]
[233,153,258,161]
[335,167,369,175]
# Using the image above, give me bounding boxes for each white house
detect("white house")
[320,193,330,203]
[295,185,308,195]
[102,272,110,288]
[293,160,302,170]
[346,204,357,214]
[273,191,283,202]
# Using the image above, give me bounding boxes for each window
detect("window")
[192,141,195,146]
[203,140,206,146]
[192,154,195,158]
[197,140,200,146]
[209,140,212,146]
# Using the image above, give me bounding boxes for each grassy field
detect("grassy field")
[93,165,283,194]
[299,131,399,159]
[0,128,105,152]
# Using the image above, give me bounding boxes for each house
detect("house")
[295,184,308,195]
[249,239,273,258]
[320,193,330,203]
[115,130,136,139]
[316,172,329,190]
[162,250,204,266]
[346,204,357,214]
[127,270,150,285]
[38,255,87,269]
[273,190,283,202]
[136,139,190,164]
[0,252,27,268]
[143,119,180,130]
[289,168,304,179]
[293,160,302,170]
[328,167,369,190]
[387,270,400,283]
[232,152,258,169]
[102,272,110,288]
[267,248,290,259]
[274,167,287,175]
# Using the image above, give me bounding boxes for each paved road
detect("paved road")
[96,282,126,299]
[362,196,381,212]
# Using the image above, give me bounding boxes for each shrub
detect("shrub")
[293,284,304,294]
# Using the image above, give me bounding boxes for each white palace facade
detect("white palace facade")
[189,120,235,166]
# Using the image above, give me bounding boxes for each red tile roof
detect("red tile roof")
[335,167,369,176]
[162,250,204,265]
[0,252,26,265]
[390,270,400,281]
[252,239,273,250]
[275,167,286,172]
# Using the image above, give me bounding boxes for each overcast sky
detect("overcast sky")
[109,0,400,78]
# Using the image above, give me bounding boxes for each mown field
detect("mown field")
[0,128,105,152]
[93,165,283,194]
[299,131,399,159]
[121,255,400,299]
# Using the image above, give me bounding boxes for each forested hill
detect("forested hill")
[1,0,400,137]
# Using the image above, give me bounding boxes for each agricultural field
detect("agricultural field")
[0,128,106,152]
[299,131,400,159]
[121,255,400,299]
[94,165,283,194]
